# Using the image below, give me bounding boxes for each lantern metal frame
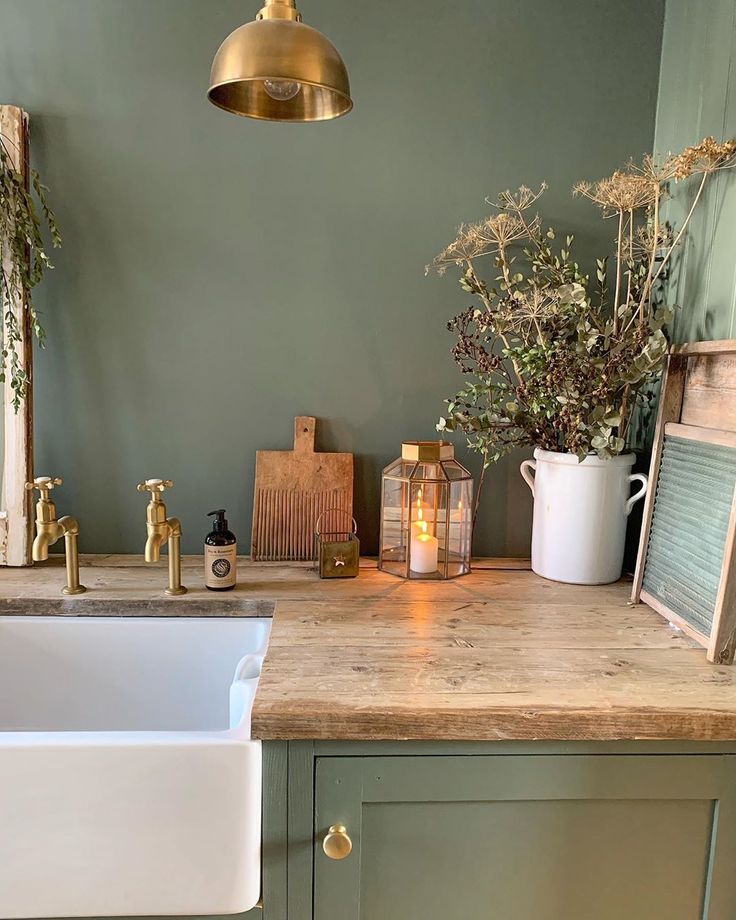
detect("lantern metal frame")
[378,441,473,581]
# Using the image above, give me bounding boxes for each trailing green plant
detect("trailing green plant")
[0,130,61,410]
[429,137,736,523]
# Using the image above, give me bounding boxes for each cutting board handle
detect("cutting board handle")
[294,416,316,453]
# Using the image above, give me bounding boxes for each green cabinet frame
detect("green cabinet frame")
[264,742,736,920]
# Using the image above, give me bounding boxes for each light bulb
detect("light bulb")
[263,79,301,101]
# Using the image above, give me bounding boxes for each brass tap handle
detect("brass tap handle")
[136,478,174,496]
[136,478,186,596]
[26,476,64,500]
[322,824,353,860]
[26,477,86,595]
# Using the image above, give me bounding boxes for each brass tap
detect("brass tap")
[136,479,187,596]
[25,477,86,595]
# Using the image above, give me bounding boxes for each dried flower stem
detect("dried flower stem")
[472,452,489,531]
[638,184,660,322]
[651,169,708,290]
[625,209,633,304]
[614,209,624,333]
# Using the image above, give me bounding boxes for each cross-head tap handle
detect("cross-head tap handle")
[25,476,63,501]
[136,479,174,500]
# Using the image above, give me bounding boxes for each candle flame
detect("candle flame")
[418,507,423,522]
[421,520,427,534]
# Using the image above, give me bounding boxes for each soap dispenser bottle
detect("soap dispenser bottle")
[205,509,237,591]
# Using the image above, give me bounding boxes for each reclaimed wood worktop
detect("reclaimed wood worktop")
[2,556,736,742]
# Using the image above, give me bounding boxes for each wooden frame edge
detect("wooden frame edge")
[0,104,34,567]
[639,589,709,647]
[0,512,7,560]
[631,353,688,602]
[670,339,736,357]
[665,423,736,450]
[708,483,736,666]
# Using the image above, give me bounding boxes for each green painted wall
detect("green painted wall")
[0,0,663,555]
[655,0,736,342]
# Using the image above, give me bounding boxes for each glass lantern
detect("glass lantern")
[378,441,473,580]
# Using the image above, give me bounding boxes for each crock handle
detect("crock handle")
[626,473,648,516]
[520,459,537,498]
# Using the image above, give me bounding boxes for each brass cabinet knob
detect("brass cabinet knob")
[322,824,352,860]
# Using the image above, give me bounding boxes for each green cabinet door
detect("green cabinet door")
[314,755,736,920]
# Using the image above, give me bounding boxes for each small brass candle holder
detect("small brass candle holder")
[314,509,360,579]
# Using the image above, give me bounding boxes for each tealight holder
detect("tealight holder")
[378,441,473,580]
[315,509,360,579]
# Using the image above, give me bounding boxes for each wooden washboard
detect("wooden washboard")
[251,416,353,562]
[632,340,736,664]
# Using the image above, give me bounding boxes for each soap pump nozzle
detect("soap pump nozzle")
[207,509,229,533]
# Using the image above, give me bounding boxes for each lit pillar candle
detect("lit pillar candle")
[411,503,426,540]
[411,490,436,533]
[410,520,439,574]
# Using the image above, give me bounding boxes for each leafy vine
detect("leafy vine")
[0,127,61,410]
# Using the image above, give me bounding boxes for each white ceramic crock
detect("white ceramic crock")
[520,449,648,585]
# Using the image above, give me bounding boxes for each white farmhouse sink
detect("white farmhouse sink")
[0,614,271,919]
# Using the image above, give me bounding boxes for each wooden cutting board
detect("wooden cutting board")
[251,416,354,561]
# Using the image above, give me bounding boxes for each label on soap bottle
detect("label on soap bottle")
[205,544,237,589]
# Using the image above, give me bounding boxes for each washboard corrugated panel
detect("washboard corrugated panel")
[251,488,352,562]
[643,436,736,636]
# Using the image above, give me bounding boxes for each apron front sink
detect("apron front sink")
[0,613,271,919]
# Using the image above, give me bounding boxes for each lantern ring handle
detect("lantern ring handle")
[314,508,358,537]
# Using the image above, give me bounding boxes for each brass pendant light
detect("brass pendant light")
[208,0,352,122]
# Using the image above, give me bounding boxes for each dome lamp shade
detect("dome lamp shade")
[208,0,353,123]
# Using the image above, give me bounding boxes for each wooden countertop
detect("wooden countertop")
[250,564,736,742]
[3,556,736,742]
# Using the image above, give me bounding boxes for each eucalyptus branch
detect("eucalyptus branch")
[465,261,526,386]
